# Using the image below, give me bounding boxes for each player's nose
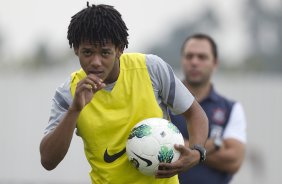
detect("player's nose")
[90,54,102,67]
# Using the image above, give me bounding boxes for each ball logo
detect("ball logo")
[168,122,180,133]
[129,157,140,168]
[128,124,152,139]
[133,152,152,166]
[158,146,174,163]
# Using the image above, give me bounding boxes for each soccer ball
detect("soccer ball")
[126,117,184,176]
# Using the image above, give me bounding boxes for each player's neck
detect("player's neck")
[183,80,211,102]
[104,60,120,84]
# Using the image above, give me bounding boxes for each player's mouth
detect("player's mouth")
[89,70,104,79]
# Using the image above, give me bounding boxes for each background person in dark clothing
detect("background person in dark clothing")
[170,33,247,184]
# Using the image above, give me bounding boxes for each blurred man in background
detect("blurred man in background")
[170,33,247,184]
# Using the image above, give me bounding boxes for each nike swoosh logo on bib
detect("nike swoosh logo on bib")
[104,148,126,163]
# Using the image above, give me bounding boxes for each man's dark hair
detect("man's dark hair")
[67,2,129,49]
[181,33,218,60]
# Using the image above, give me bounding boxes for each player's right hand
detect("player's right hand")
[70,74,106,112]
[156,144,200,178]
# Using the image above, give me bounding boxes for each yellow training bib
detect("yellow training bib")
[70,53,179,184]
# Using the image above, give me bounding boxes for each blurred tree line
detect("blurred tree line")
[148,0,282,73]
[0,0,281,73]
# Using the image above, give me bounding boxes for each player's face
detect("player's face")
[75,41,122,84]
[181,38,217,87]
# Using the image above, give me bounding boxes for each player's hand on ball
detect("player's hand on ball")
[155,144,200,178]
[71,74,106,111]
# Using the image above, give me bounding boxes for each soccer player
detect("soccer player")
[170,33,247,184]
[39,3,208,184]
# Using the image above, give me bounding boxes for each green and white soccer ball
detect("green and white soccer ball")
[126,117,184,176]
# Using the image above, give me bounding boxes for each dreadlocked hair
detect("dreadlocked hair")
[67,2,129,49]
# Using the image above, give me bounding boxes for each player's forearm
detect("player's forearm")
[184,100,208,147]
[205,140,245,174]
[40,108,80,170]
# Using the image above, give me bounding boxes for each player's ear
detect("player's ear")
[74,47,79,56]
[116,45,124,58]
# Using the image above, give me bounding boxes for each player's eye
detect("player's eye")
[83,50,92,57]
[101,50,111,57]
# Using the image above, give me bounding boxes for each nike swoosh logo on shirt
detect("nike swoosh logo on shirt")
[104,148,126,163]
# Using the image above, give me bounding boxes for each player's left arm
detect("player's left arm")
[171,76,209,168]
[182,99,209,148]
[146,55,208,178]
[204,103,247,174]
[156,100,208,178]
